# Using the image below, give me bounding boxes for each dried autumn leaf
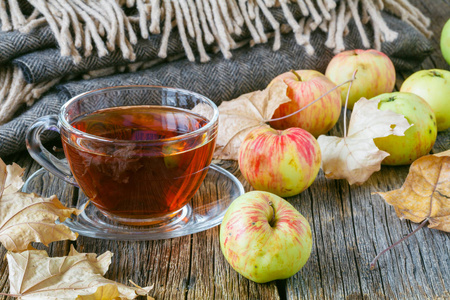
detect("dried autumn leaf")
[370,150,450,269]
[213,80,291,160]
[0,192,80,252]
[76,284,121,299]
[0,159,6,196]
[0,158,81,252]
[317,98,411,185]
[7,246,152,299]
[375,150,450,231]
[0,159,24,197]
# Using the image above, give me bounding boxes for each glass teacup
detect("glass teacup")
[26,86,219,225]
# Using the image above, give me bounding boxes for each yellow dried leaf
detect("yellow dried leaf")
[213,80,291,160]
[0,192,80,252]
[0,158,81,252]
[375,151,450,231]
[7,246,152,299]
[0,159,24,197]
[318,98,411,185]
[76,284,121,299]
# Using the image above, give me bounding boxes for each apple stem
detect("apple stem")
[430,70,443,78]
[291,69,302,81]
[267,71,358,124]
[343,70,358,138]
[268,201,276,227]
[369,218,429,270]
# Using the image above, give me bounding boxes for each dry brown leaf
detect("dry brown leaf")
[0,158,81,252]
[317,98,411,185]
[4,163,25,195]
[375,150,450,231]
[0,159,24,197]
[7,245,152,299]
[370,150,450,269]
[76,284,121,299]
[0,159,6,197]
[0,192,80,252]
[213,80,291,160]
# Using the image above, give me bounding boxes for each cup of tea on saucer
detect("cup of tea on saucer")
[26,86,219,226]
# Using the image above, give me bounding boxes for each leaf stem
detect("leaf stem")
[343,70,358,138]
[266,72,357,124]
[371,160,443,270]
[369,219,429,270]
[0,293,21,297]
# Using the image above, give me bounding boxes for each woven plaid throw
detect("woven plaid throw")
[0,0,433,157]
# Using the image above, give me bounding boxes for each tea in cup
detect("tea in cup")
[26,86,218,225]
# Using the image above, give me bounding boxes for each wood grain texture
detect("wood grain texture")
[1,0,449,299]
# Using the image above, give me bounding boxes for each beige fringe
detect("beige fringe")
[0,66,61,125]
[0,0,432,62]
[0,0,433,124]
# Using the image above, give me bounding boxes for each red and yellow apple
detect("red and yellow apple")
[220,191,312,283]
[269,70,341,137]
[400,69,450,131]
[325,49,396,109]
[371,92,437,165]
[238,126,321,197]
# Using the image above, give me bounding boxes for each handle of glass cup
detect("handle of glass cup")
[26,115,78,186]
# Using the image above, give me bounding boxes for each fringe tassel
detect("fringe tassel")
[0,0,434,127]
[0,0,432,61]
[0,66,61,125]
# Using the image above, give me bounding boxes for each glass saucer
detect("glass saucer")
[22,164,245,241]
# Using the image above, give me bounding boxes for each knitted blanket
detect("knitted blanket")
[0,0,433,157]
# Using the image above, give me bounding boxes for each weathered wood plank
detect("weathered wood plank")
[371,1,450,297]
[286,116,385,299]
[287,115,450,299]
[185,160,281,300]
[74,235,194,299]
[286,0,450,298]
[1,0,449,299]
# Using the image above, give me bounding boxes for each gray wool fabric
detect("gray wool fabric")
[0,26,56,64]
[11,11,432,85]
[10,5,304,84]
[0,12,433,158]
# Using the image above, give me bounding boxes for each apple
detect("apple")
[220,191,312,283]
[400,69,450,131]
[325,49,396,109]
[269,70,341,137]
[238,126,321,197]
[371,92,437,165]
[441,18,450,65]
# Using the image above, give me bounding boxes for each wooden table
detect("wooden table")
[1,1,449,299]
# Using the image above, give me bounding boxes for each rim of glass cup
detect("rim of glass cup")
[59,85,219,144]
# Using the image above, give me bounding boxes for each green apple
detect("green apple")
[220,191,312,283]
[400,69,450,131]
[372,92,437,165]
[238,126,321,197]
[441,18,450,65]
[325,49,396,109]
